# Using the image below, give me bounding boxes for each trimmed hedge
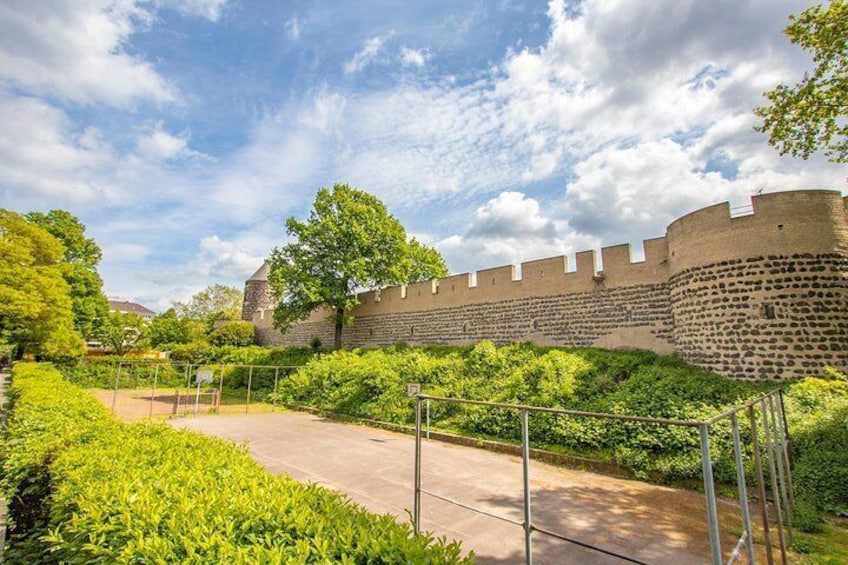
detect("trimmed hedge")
[2,363,471,564]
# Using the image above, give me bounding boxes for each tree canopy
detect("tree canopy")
[755,0,848,163]
[26,210,109,338]
[172,284,243,329]
[268,184,449,349]
[98,311,146,356]
[0,209,85,359]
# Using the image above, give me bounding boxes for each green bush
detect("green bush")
[283,343,772,483]
[1,363,471,564]
[785,374,848,521]
[209,321,256,347]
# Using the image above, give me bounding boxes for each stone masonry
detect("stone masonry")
[244,190,848,380]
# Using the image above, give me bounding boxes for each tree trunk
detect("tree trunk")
[334,308,344,350]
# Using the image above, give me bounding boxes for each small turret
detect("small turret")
[241,262,273,321]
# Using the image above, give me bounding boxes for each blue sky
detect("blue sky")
[1,0,844,311]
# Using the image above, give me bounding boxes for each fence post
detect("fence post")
[761,401,788,565]
[414,395,422,533]
[217,366,224,412]
[111,363,122,413]
[775,392,796,512]
[246,366,253,413]
[272,367,280,412]
[768,394,792,546]
[149,364,160,419]
[520,409,533,565]
[731,412,756,564]
[426,399,430,441]
[749,405,775,565]
[699,423,722,565]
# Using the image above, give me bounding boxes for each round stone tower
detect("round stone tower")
[242,262,273,321]
[666,189,848,380]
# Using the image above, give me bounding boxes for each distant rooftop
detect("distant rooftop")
[108,299,156,319]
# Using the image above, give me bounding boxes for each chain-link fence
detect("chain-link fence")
[73,360,299,420]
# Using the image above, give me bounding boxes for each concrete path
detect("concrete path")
[173,412,745,564]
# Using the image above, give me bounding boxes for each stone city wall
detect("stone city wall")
[247,190,848,380]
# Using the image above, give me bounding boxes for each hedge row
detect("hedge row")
[1,363,471,564]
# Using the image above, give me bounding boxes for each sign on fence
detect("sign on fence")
[196,370,214,385]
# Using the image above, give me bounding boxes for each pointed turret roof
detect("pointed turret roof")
[247,262,269,281]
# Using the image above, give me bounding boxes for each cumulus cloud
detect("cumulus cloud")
[344,36,386,74]
[437,192,597,274]
[0,93,116,205]
[400,46,427,67]
[0,0,177,107]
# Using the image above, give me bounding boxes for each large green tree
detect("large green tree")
[755,0,848,163]
[26,210,109,338]
[268,184,449,350]
[99,311,146,356]
[172,284,244,330]
[0,209,85,359]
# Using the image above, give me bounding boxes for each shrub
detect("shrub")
[785,376,848,519]
[1,363,471,564]
[209,321,256,347]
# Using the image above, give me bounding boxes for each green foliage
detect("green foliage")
[283,342,771,482]
[785,375,848,520]
[755,0,848,162]
[0,209,85,360]
[25,210,109,339]
[2,363,471,564]
[173,284,244,330]
[146,307,197,347]
[98,310,146,356]
[793,498,825,533]
[404,237,450,283]
[268,184,448,349]
[209,321,256,347]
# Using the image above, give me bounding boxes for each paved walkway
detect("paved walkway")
[174,412,745,564]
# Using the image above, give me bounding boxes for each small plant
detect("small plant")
[309,335,322,351]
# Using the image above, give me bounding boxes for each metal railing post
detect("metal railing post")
[521,409,533,565]
[768,394,792,546]
[749,405,774,565]
[111,363,122,413]
[217,366,224,412]
[761,401,788,565]
[149,364,160,419]
[426,399,430,441]
[699,423,722,565]
[775,392,796,511]
[272,367,280,412]
[731,413,756,564]
[414,395,422,533]
[245,366,253,413]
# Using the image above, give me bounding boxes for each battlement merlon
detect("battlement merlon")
[666,189,848,275]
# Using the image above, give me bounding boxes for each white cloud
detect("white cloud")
[156,0,228,21]
[0,0,177,107]
[344,36,386,74]
[438,192,595,274]
[285,16,301,40]
[101,242,151,262]
[400,46,427,67]
[0,93,116,205]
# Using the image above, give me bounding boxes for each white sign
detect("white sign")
[196,370,214,385]
[406,383,421,397]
